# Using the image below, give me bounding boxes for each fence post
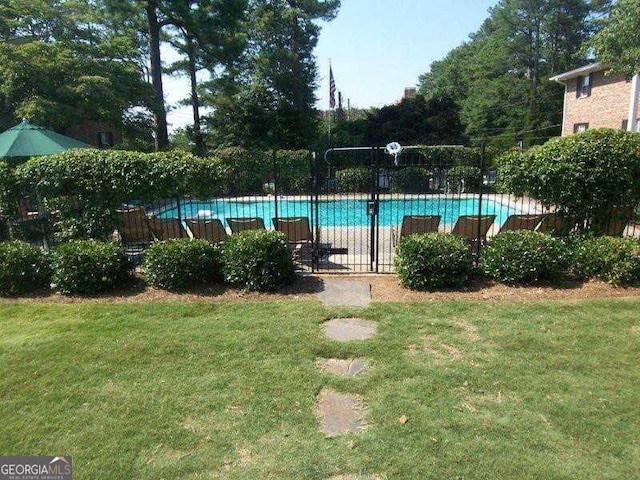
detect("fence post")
[475,142,486,265]
[272,149,279,224]
[313,151,321,272]
[175,195,183,238]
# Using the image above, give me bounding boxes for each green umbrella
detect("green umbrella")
[0,120,91,158]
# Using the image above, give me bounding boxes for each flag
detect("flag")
[329,65,336,109]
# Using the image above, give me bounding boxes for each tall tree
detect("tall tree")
[165,0,246,155]
[418,0,597,143]
[589,0,640,75]
[205,0,340,149]
[0,0,153,137]
[363,96,465,146]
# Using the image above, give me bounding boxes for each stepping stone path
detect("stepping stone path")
[322,318,377,341]
[318,279,371,307]
[317,389,367,438]
[317,358,371,377]
[316,318,377,439]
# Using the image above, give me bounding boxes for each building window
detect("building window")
[576,74,592,98]
[97,131,114,149]
[573,123,589,133]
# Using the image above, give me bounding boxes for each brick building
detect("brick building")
[550,62,640,136]
[65,119,122,149]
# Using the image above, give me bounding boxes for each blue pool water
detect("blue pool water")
[159,197,522,228]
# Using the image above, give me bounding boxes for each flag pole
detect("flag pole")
[328,60,332,147]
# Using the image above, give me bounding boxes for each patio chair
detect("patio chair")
[273,217,313,244]
[117,207,154,245]
[393,215,441,246]
[227,217,266,234]
[273,217,314,264]
[497,214,543,234]
[452,215,496,243]
[186,219,227,243]
[537,212,571,236]
[148,215,188,240]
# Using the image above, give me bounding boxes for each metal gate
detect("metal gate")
[311,145,487,273]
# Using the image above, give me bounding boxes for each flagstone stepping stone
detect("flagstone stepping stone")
[317,358,371,377]
[318,279,371,307]
[322,318,377,341]
[317,389,367,438]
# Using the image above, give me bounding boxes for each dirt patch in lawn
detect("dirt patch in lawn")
[1,274,639,304]
[364,275,640,303]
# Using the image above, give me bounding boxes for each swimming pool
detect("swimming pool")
[159,197,522,228]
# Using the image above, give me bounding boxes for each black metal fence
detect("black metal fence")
[4,145,640,273]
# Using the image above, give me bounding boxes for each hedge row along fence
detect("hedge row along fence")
[0,232,295,296]
[497,129,640,235]
[10,147,311,203]
[395,231,640,288]
[0,148,311,241]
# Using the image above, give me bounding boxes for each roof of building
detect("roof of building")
[550,62,607,83]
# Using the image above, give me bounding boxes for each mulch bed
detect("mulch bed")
[1,274,639,304]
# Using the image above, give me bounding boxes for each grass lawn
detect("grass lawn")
[1,299,639,479]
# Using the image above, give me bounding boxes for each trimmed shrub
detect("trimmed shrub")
[335,167,370,193]
[389,167,431,193]
[222,230,295,291]
[497,129,640,234]
[395,233,473,290]
[49,240,131,294]
[482,230,571,284]
[571,236,640,286]
[143,239,223,290]
[0,241,50,296]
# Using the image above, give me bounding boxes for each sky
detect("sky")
[164,0,500,132]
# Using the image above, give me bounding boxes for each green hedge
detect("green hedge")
[222,230,295,291]
[497,129,640,234]
[446,165,481,192]
[213,147,311,195]
[0,240,50,296]
[420,146,502,169]
[571,236,640,286]
[143,239,223,290]
[483,231,571,284]
[0,161,12,215]
[335,167,370,193]
[389,167,431,193]
[11,148,311,241]
[49,240,132,294]
[395,233,473,290]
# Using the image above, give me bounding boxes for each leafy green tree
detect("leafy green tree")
[590,0,640,75]
[0,36,152,134]
[418,0,597,142]
[205,0,340,149]
[363,95,465,146]
[0,0,155,143]
[165,0,246,155]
